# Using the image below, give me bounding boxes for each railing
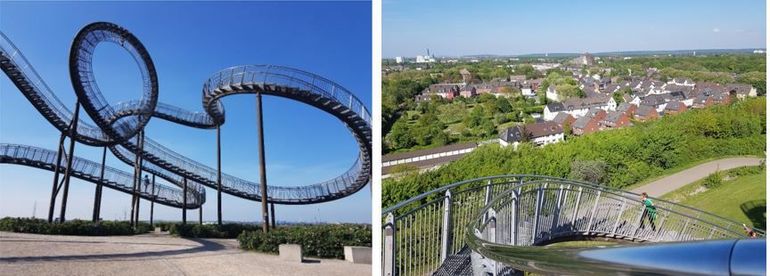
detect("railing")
[0,144,200,208]
[382,175,764,276]
[1,22,371,204]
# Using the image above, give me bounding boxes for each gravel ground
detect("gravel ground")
[0,231,370,276]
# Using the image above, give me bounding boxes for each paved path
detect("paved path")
[631,157,763,197]
[0,231,370,276]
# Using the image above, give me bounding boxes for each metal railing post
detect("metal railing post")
[511,189,519,246]
[532,183,545,244]
[440,190,453,262]
[383,213,396,276]
[586,190,602,232]
[612,198,627,237]
[571,187,583,228]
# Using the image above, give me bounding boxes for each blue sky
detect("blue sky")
[0,1,372,223]
[384,0,766,57]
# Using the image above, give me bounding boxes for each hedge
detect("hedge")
[0,217,152,236]
[238,224,371,259]
[170,223,260,238]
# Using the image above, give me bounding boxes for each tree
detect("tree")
[569,160,608,184]
[613,92,624,104]
[495,97,513,113]
[385,117,414,150]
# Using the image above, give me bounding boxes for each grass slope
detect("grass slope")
[661,170,766,229]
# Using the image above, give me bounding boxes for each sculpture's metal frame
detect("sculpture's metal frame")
[0,22,371,224]
[382,175,765,276]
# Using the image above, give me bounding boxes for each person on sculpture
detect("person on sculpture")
[639,192,656,231]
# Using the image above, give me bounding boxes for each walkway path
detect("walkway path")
[630,157,763,197]
[0,231,370,276]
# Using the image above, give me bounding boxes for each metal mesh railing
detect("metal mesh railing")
[382,175,764,276]
[1,23,371,205]
[0,143,199,208]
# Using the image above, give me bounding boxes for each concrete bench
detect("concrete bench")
[344,246,371,264]
[154,227,161,233]
[279,244,303,262]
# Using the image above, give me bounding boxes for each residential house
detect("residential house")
[546,85,561,102]
[616,102,637,116]
[634,105,659,121]
[499,121,564,148]
[572,113,602,136]
[558,95,617,118]
[727,84,757,100]
[552,112,576,128]
[543,102,565,121]
[667,78,695,87]
[600,111,631,129]
[691,95,714,109]
[664,101,687,115]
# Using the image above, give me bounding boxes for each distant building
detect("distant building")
[601,111,631,129]
[573,53,596,66]
[664,101,687,115]
[382,142,478,176]
[395,56,403,64]
[499,121,564,148]
[546,85,561,102]
[543,96,616,120]
[634,105,659,121]
[460,68,473,84]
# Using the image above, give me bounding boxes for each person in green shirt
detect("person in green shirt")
[639,192,656,231]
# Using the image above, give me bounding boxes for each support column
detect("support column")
[92,147,106,222]
[150,174,155,227]
[440,190,453,261]
[270,202,276,229]
[48,133,66,223]
[256,92,269,233]
[135,131,144,225]
[199,205,203,225]
[130,130,142,226]
[59,103,81,223]
[217,125,223,225]
[182,177,187,224]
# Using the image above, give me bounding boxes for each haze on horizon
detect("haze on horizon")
[384,0,766,58]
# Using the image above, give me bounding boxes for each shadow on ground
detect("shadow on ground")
[0,238,225,263]
[740,199,766,230]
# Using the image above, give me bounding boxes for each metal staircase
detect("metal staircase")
[383,175,765,275]
[0,22,371,205]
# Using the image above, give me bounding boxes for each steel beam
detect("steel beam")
[256,92,269,233]
[150,174,155,227]
[182,177,187,224]
[58,102,80,223]
[92,146,106,222]
[216,125,222,225]
[47,133,66,223]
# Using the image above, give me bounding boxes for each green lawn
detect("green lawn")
[661,170,766,229]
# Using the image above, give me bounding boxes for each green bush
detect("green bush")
[727,165,765,177]
[703,171,724,188]
[237,224,371,259]
[170,223,261,239]
[0,217,151,236]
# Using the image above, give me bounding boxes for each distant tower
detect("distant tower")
[427,48,431,57]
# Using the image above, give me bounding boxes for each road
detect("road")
[0,231,370,276]
[631,157,763,197]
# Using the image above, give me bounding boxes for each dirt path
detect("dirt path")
[630,157,763,197]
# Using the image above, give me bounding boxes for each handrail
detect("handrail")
[381,175,764,276]
[0,21,371,204]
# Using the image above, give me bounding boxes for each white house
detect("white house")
[546,85,561,102]
[521,87,535,97]
[499,121,564,149]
